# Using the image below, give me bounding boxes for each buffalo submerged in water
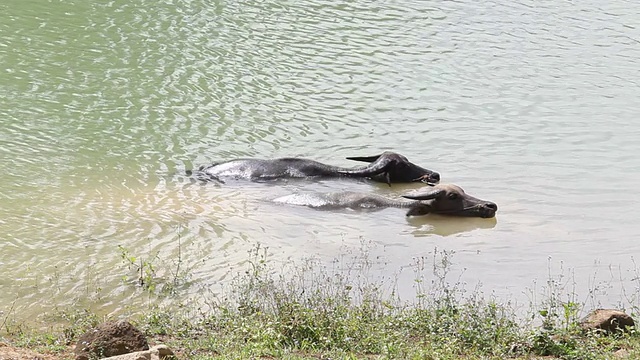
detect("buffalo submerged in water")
[189,151,440,185]
[273,183,498,218]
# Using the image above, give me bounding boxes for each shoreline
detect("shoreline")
[2,247,638,359]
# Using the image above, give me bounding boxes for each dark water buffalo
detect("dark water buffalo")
[190,151,440,185]
[273,183,497,218]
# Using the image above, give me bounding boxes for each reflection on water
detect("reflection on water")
[407,216,498,237]
[1,0,640,318]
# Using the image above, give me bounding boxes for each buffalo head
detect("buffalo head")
[403,184,497,218]
[339,152,440,185]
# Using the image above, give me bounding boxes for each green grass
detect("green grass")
[1,243,639,359]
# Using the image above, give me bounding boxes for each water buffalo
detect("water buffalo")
[190,151,440,185]
[273,183,497,218]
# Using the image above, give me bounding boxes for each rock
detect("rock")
[579,309,635,333]
[74,320,149,360]
[100,345,175,360]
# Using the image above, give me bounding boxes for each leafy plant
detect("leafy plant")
[118,244,159,291]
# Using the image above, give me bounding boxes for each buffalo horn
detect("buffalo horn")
[402,188,444,201]
[345,154,382,163]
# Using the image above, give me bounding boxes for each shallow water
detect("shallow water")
[2,0,640,317]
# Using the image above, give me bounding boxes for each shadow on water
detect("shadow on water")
[406,215,498,237]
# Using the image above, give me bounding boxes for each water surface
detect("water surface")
[1,0,640,317]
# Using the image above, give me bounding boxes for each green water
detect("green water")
[2,0,640,318]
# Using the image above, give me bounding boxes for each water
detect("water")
[1,0,640,318]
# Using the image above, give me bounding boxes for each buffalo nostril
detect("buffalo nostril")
[485,202,498,211]
[430,173,440,182]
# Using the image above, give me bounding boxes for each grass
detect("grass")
[1,243,639,359]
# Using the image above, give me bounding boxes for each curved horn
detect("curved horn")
[402,188,444,201]
[338,156,392,177]
[346,154,382,163]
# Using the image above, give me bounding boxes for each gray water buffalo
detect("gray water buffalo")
[190,151,440,185]
[273,183,497,218]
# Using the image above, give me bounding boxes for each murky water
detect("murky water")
[2,0,640,318]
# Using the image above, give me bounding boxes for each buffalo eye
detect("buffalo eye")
[447,193,459,200]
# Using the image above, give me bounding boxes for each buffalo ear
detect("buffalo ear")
[406,204,431,216]
[346,154,382,163]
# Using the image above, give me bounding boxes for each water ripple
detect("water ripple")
[2,0,640,316]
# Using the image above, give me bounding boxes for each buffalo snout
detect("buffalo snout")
[479,202,498,218]
[413,172,440,184]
